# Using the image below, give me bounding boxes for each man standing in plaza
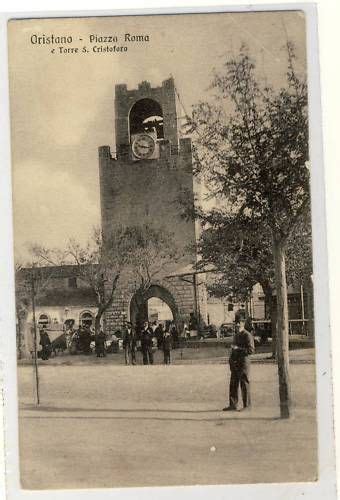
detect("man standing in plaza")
[155,322,164,349]
[122,321,136,365]
[162,327,172,364]
[223,319,255,412]
[39,327,52,360]
[140,321,154,365]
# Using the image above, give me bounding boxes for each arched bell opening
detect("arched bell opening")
[129,98,164,140]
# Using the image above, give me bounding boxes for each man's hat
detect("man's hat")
[235,318,246,325]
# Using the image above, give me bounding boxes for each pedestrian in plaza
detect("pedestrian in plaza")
[39,328,52,360]
[76,326,86,352]
[65,325,74,353]
[170,322,179,349]
[189,312,198,338]
[82,325,92,354]
[129,323,137,365]
[155,322,164,349]
[140,321,154,365]
[122,321,136,365]
[223,318,255,412]
[162,328,172,364]
[183,323,190,340]
[95,329,106,357]
[70,328,80,354]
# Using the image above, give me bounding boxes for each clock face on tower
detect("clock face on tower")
[131,133,156,159]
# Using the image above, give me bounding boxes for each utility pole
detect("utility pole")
[192,273,201,333]
[30,270,40,405]
[300,284,305,335]
[165,269,208,337]
[17,314,22,360]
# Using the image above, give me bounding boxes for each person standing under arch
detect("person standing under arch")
[155,322,164,349]
[162,327,172,364]
[122,321,137,365]
[140,321,154,365]
[170,322,179,349]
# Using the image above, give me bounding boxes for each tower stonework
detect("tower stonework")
[99,77,207,331]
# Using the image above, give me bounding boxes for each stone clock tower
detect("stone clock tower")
[98,77,206,330]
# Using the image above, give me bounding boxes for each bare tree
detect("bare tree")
[122,224,179,324]
[32,227,131,335]
[31,224,179,334]
[125,225,178,290]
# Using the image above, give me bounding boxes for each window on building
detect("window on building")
[68,277,77,288]
[228,303,234,311]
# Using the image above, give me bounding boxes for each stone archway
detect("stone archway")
[129,284,179,328]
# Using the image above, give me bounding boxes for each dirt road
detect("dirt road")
[18,363,317,489]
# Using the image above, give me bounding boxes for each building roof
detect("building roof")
[16,264,97,307]
[17,264,88,280]
[36,288,97,307]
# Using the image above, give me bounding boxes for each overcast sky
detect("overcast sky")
[8,11,306,261]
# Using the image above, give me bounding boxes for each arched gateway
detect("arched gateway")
[98,77,207,331]
[129,284,179,327]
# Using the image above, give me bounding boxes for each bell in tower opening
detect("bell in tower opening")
[129,98,164,138]
[129,97,164,160]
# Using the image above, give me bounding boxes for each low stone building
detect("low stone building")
[16,265,97,357]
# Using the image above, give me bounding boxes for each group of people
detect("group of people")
[122,320,178,365]
[58,319,179,365]
[37,314,255,412]
[65,325,107,357]
[37,324,107,360]
[65,325,93,355]
[121,316,256,412]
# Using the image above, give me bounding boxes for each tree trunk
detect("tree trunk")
[305,277,314,339]
[94,274,120,336]
[17,314,22,360]
[261,281,276,356]
[271,314,277,357]
[95,310,103,336]
[272,235,291,419]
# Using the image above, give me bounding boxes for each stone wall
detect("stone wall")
[99,142,195,261]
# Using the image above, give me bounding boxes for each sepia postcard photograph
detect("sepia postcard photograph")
[2,5,336,498]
